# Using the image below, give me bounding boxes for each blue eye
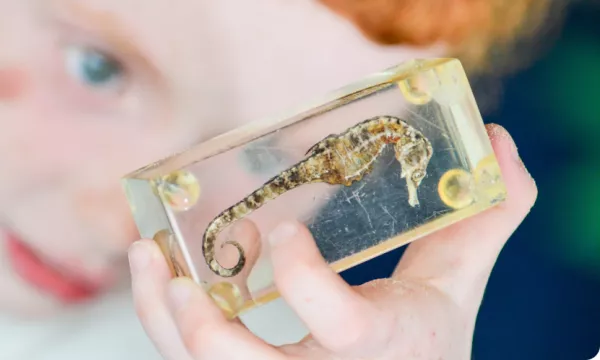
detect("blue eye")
[65,46,123,88]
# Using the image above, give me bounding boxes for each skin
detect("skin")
[0,0,442,316]
[129,125,538,359]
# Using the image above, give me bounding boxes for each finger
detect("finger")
[128,239,194,360]
[212,219,262,300]
[230,219,262,280]
[165,277,283,360]
[268,221,393,355]
[394,123,538,307]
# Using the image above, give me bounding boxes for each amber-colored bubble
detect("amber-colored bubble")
[208,282,244,320]
[473,155,507,204]
[438,168,475,209]
[157,170,201,211]
[398,69,438,105]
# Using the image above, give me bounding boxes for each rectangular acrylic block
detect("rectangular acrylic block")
[122,58,507,319]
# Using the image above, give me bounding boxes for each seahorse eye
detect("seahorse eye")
[412,170,424,182]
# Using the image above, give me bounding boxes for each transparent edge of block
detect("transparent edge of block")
[122,58,507,319]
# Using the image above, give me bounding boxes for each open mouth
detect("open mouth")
[3,229,110,304]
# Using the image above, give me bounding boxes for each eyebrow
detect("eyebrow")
[46,0,159,74]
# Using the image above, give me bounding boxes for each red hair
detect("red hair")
[319,0,560,75]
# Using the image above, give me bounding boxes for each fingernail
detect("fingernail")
[128,241,151,272]
[168,278,192,311]
[268,221,299,245]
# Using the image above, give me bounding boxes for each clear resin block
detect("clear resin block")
[122,58,507,319]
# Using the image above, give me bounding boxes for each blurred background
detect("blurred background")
[342,0,600,359]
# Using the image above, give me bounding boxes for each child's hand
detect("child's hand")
[128,124,537,360]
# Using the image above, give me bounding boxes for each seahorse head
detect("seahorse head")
[398,134,433,206]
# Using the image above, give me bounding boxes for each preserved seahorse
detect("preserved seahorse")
[203,115,433,277]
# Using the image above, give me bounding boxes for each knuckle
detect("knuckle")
[181,322,230,358]
[133,297,159,328]
[325,302,396,357]
[326,326,366,354]
[181,327,204,358]
[325,306,371,353]
[131,299,175,346]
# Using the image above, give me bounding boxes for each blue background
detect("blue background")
[341,2,600,359]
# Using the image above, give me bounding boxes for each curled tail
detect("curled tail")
[202,160,316,278]
[203,220,247,278]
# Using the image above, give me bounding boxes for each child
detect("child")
[0,0,548,359]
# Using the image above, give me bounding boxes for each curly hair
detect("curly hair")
[319,0,564,76]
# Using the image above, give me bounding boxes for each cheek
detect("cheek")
[0,67,30,102]
[73,187,140,249]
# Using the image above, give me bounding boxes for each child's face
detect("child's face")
[0,0,441,316]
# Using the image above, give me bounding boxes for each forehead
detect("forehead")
[47,0,213,66]
[44,0,380,74]
[49,0,209,36]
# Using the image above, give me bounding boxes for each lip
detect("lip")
[3,229,111,304]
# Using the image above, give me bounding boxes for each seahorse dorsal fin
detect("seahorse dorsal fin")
[304,133,337,156]
[304,143,321,156]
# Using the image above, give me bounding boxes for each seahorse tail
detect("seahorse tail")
[201,164,312,278]
[217,240,246,277]
[202,225,246,278]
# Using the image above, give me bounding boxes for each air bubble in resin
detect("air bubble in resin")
[397,69,439,105]
[474,154,507,203]
[157,170,201,211]
[438,168,475,209]
[208,282,244,320]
